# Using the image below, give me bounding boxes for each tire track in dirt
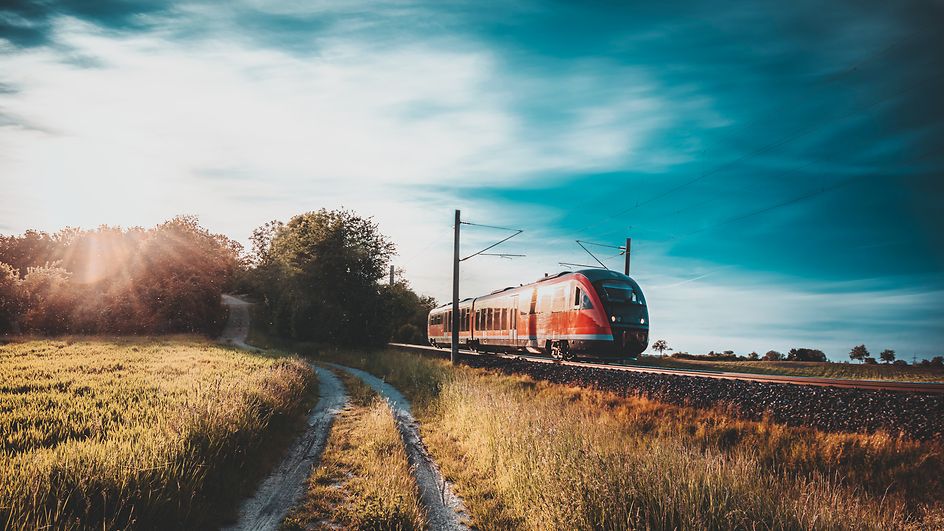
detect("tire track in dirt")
[225,366,347,531]
[326,362,470,530]
[220,295,349,531]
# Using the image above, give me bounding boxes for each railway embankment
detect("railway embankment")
[463,355,944,440]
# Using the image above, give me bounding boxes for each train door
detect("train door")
[527,288,539,352]
[510,295,518,347]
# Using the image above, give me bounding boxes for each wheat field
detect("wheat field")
[0,337,313,530]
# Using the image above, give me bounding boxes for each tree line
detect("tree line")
[0,217,240,335]
[649,339,942,366]
[1,210,436,345]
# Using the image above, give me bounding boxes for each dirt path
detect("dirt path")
[220,294,255,350]
[327,363,470,530]
[220,295,349,531]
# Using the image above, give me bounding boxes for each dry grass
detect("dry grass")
[631,356,944,382]
[0,336,314,530]
[282,371,424,531]
[305,347,944,530]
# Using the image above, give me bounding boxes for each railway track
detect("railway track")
[389,343,944,394]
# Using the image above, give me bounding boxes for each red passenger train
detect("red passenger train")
[427,269,649,360]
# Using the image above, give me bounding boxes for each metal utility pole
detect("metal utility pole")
[624,237,632,275]
[451,209,461,365]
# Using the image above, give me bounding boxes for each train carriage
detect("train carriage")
[428,269,649,360]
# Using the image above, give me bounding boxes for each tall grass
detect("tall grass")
[308,347,944,530]
[283,372,424,530]
[0,337,313,530]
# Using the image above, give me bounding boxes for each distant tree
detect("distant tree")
[893,359,908,367]
[787,348,827,362]
[931,356,944,368]
[762,350,783,361]
[879,349,896,364]
[0,262,23,332]
[849,344,869,363]
[723,350,734,355]
[652,339,670,356]
[748,351,759,360]
[864,357,877,365]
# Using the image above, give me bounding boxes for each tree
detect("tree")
[787,347,827,362]
[762,350,783,361]
[849,344,869,363]
[879,349,896,364]
[0,262,23,332]
[864,357,877,365]
[651,339,670,356]
[248,209,396,345]
[930,356,944,368]
[748,351,759,360]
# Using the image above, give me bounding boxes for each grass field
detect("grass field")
[304,346,944,530]
[282,371,424,530]
[631,355,944,382]
[0,337,314,530]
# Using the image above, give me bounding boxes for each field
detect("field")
[306,346,944,530]
[0,337,313,530]
[631,355,944,382]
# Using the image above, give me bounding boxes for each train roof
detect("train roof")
[429,268,641,312]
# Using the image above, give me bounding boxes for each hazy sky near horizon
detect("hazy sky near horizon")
[1,0,942,360]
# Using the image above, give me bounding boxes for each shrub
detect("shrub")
[762,350,783,361]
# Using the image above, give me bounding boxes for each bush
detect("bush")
[864,357,877,365]
[762,350,783,361]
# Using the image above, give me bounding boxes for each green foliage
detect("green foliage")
[0,216,240,335]
[787,347,827,362]
[247,209,398,345]
[880,349,896,364]
[850,344,870,363]
[763,350,783,361]
[0,262,23,332]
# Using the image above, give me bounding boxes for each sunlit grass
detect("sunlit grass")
[0,337,313,530]
[305,347,944,530]
[631,356,944,382]
[282,372,424,530]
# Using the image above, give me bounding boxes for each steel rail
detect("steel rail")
[388,343,944,394]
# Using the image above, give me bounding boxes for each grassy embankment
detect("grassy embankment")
[282,371,424,530]
[630,355,944,382]
[0,337,315,530]
[295,346,944,530]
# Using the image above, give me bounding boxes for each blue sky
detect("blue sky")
[1,0,942,360]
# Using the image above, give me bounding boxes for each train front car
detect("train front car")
[581,269,650,359]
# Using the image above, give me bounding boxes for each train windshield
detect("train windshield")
[599,282,645,305]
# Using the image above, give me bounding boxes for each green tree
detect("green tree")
[651,339,670,356]
[250,209,396,345]
[0,262,23,332]
[849,344,869,363]
[748,351,759,360]
[787,348,827,362]
[879,349,896,364]
[762,350,783,361]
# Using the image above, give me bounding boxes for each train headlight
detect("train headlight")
[611,316,616,322]
[640,318,646,324]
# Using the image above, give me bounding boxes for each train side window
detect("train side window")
[574,287,581,307]
[581,293,594,310]
[501,308,507,330]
